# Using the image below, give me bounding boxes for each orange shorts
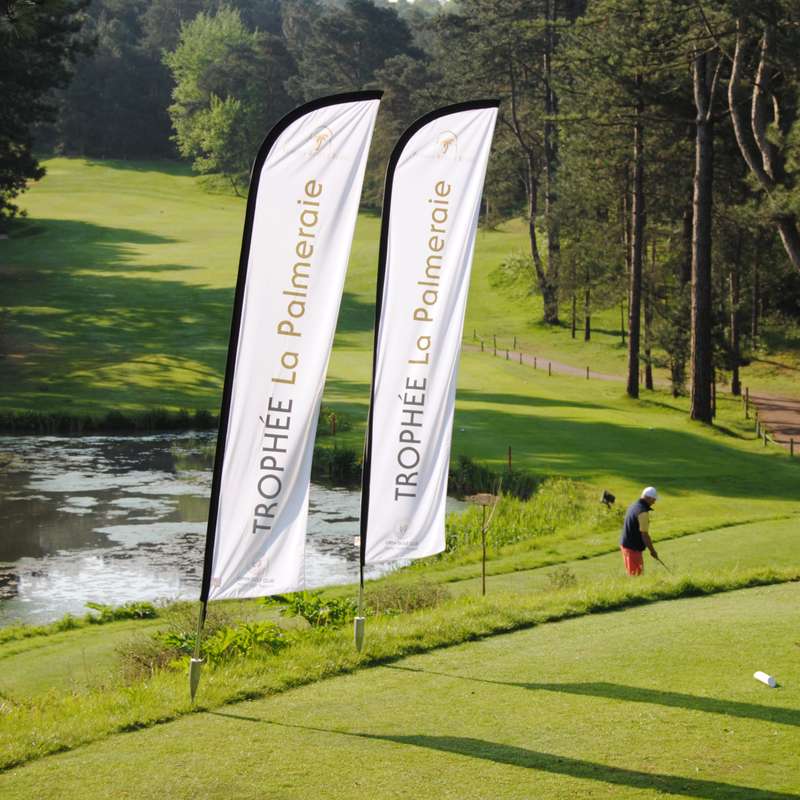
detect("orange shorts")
[621,546,644,576]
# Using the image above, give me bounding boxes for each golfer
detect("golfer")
[620,486,659,575]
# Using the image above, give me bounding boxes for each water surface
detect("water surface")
[0,434,463,625]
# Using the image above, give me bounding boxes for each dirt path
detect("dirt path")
[463,342,800,451]
[462,342,623,382]
[749,392,800,449]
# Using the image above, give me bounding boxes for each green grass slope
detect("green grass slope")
[3,157,798,418]
[1,582,798,799]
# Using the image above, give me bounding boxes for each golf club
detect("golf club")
[655,555,672,574]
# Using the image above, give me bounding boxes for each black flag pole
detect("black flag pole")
[191,91,383,699]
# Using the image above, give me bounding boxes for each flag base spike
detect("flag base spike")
[189,657,204,702]
[354,616,365,652]
[189,600,208,702]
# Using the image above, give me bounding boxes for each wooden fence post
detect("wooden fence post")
[519,352,523,365]
[481,340,484,352]
[790,438,795,458]
[586,366,589,380]
[506,349,509,360]
[745,386,749,419]
[548,362,552,376]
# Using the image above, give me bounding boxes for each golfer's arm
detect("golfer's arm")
[641,531,656,554]
[639,512,657,555]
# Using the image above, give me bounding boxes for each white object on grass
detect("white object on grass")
[754,670,777,688]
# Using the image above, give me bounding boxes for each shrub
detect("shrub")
[85,601,158,623]
[316,405,352,436]
[444,478,603,554]
[117,603,269,680]
[202,622,286,665]
[311,445,361,485]
[54,613,80,632]
[448,454,538,500]
[365,581,450,616]
[547,566,578,590]
[270,591,356,628]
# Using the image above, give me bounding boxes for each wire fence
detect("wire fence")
[466,330,797,460]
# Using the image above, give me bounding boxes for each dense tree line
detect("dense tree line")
[3,0,800,422]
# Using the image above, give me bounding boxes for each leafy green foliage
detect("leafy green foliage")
[445,478,608,554]
[448,454,538,500]
[164,6,294,186]
[85,601,158,623]
[270,591,356,628]
[0,602,159,645]
[202,622,286,665]
[286,0,416,101]
[0,0,92,226]
[316,406,352,436]
[547,565,578,590]
[311,445,361,485]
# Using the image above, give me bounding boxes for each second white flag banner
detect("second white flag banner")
[361,101,498,565]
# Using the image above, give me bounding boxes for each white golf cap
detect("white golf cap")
[641,486,658,500]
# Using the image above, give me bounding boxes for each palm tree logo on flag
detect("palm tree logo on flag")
[435,130,458,158]
[309,126,334,154]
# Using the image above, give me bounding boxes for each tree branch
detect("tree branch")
[727,21,774,194]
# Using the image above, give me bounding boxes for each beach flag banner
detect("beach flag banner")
[360,101,498,566]
[200,92,381,603]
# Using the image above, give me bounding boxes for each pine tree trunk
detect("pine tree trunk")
[751,251,760,344]
[644,238,655,390]
[583,266,592,342]
[584,284,591,342]
[627,95,645,399]
[729,232,742,396]
[690,50,714,423]
[543,0,560,326]
[571,293,576,338]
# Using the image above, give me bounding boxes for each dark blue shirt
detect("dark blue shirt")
[620,499,650,551]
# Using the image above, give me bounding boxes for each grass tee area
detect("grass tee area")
[1,160,799,797]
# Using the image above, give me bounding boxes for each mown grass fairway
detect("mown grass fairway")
[1,583,798,799]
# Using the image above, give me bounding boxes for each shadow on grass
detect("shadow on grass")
[386,667,800,728]
[208,713,799,799]
[1,218,374,412]
[449,398,799,503]
[82,159,193,177]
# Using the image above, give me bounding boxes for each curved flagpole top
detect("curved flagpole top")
[383,99,499,180]
[248,90,384,181]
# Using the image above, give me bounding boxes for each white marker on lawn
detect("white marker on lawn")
[754,670,777,688]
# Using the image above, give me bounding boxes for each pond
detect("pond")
[0,434,465,626]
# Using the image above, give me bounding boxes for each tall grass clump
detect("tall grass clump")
[444,478,616,555]
[365,581,451,616]
[0,601,160,645]
[448,454,538,500]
